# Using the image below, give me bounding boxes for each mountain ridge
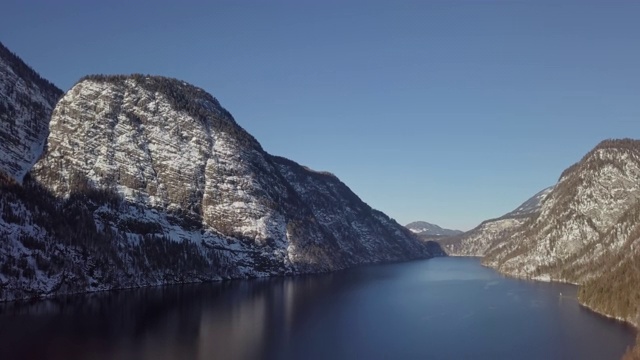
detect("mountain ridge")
[0,61,442,301]
[484,139,640,284]
[436,186,553,256]
[447,139,640,357]
[0,41,63,182]
[405,221,463,238]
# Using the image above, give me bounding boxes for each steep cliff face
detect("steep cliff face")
[438,187,552,256]
[33,75,311,249]
[0,42,62,182]
[273,156,440,263]
[483,140,640,282]
[467,139,640,326]
[0,73,440,301]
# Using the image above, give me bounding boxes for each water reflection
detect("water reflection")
[0,273,351,360]
[0,258,635,360]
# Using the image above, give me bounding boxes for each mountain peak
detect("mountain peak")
[559,138,640,181]
[76,74,234,121]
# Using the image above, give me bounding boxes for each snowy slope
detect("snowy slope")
[503,187,554,218]
[445,139,640,327]
[405,221,462,237]
[436,140,640,332]
[274,156,441,263]
[0,42,62,182]
[0,71,442,301]
[484,140,640,284]
[438,186,553,256]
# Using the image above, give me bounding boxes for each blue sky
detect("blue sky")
[2,1,639,230]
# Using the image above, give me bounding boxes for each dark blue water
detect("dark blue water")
[0,257,635,360]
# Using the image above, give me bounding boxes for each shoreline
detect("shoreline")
[0,252,445,304]
[477,259,640,352]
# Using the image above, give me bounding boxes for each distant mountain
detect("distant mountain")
[437,187,553,256]
[0,41,62,182]
[405,221,462,238]
[0,48,443,301]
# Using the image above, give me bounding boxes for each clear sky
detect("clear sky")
[2,0,639,230]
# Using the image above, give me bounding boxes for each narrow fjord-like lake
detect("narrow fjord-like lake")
[0,257,634,360]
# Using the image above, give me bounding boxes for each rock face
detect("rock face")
[274,156,442,264]
[405,221,462,238]
[483,140,640,284]
[450,139,640,326]
[34,75,307,249]
[438,187,552,256]
[0,71,441,301]
[0,42,62,182]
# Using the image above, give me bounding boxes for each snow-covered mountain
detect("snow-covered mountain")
[447,139,640,329]
[0,42,62,182]
[484,140,640,283]
[483,139,640,328]
[503,187,555,218]
[0,60,443,301]
[438,187,553,256]
[274,157,437,264]
[405,221,462,238]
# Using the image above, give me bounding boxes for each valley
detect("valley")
[1,20,640,359]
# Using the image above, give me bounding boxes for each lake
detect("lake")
[0,257,635,360]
